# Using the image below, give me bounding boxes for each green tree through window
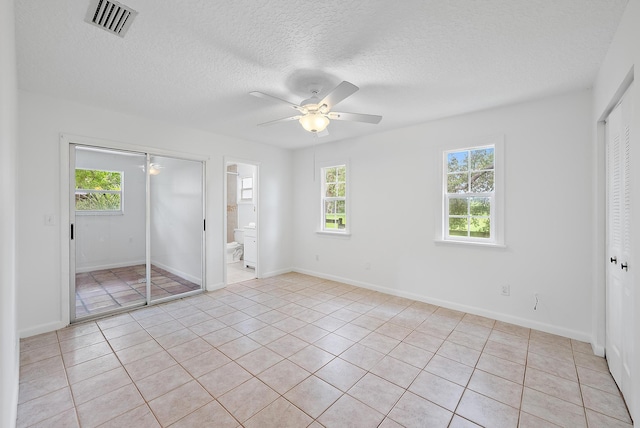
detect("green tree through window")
[445,147,494,239]
[322,165,346,231]
[75,169,123,211]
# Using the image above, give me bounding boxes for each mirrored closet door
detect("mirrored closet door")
[149,155,204,302]
[69,145,205,321]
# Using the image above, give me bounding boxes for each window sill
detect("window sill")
[76,211,124,216]
[316,230,351,237]
[434,239,506,249]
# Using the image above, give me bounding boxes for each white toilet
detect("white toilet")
[226,229,244,263]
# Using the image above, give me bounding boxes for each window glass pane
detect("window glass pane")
[470,217,491,238]
[447,151,468,173]
[447,173,468,193]
[449,198,468,216]
[75,192,121,211]
[325,168,337,183]
[321,165,347,232]
[241,189,252,199]
[443,144,497,243]
[470,148,494,171]
[326,183,336,197]
[325,216,341,229]
[75,169,121,191]
[449,218,468,237]
[325,201,337,229]
[470,171,494,192]
[325,200,335,214]
[470,198,490,216]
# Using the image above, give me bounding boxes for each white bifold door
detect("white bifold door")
[70,145,205,321]
[605,82,634,419]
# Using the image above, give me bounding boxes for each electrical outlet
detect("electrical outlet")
[501,285,510,296]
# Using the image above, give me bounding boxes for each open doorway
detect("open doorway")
[226,161,258,284]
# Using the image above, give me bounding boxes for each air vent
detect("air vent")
[86,0,137,37]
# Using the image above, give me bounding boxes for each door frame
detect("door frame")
[60,133,209,325]
[223,156,260,284]
[604,88,634,400]
[593,68,634,356]
[594,68,635,420]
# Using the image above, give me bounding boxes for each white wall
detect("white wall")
[0,0,19,425]
[592,0,640,421]
[75,149,146,271]
[150,156,203,284]
[293,90,594,341]
[17,90,293,336]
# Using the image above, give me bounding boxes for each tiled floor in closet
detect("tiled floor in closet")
[75,265,200,317]
[18,273,633,427]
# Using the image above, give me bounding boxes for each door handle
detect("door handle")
[621,262,628,271]
[610,256,617,264]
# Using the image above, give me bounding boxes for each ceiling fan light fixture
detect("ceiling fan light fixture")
[148,163,162,175]
[299,113,329,133]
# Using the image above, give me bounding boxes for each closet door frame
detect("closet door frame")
[605,88,634,403]
[60,134,208,325]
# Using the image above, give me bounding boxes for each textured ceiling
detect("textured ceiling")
[15,0,628,149]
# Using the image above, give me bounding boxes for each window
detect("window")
[240,177,253,200]
[75,168,123,214]
[321,164,347,232]
[443,144,498,243]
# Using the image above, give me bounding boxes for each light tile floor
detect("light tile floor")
[18,273,633,427]
[227,261,256,285]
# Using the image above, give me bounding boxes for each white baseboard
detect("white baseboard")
[591,342,605,357]
[293,267,592,343]
[151,260,202,286]
[75,260,146,273]
[206,282,226,292]
[20,320,68,339]
[260,267,293,279]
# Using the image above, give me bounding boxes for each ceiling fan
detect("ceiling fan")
[138,162,163,175]
[250,81,382,135]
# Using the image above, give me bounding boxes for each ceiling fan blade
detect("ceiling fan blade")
[328,112,382,124]
[257,115,301,127]
[319,81,358,110]
[250,91,306,113]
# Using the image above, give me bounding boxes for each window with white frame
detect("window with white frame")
[321,164,347,232]
[240,176,253,200]
[444,145,497,242]
[75,168,123,214]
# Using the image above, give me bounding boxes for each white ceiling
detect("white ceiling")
[15,0,628,150]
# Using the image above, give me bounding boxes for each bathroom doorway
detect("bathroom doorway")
[225,160,258,284]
